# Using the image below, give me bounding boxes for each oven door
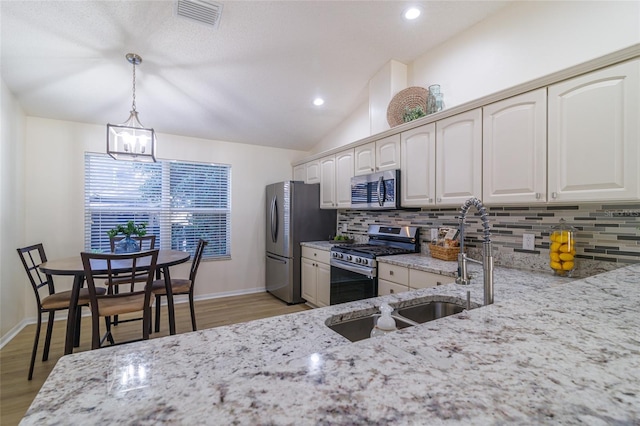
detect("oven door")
[330,259,377,305]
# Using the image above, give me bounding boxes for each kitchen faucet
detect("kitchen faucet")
[455,197,494,305]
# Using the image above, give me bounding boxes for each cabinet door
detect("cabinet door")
[483,89,547,204]
[376,134,401,172]
[436,109,482,206]
[335,149,354,208]
[305,160,321,184]
[409,269,455,289]
[378,279,409,296]
[354,142,376,176]
[293,164,306,182]
[319,155,336,209]
[401,123,436,207]
[301,257,317,304]
[548,59,639,202]
[315,262,331,307]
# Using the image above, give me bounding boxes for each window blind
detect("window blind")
[84,153,231,260]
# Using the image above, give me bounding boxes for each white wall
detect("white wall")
[17,117,306,322]
[0,79,27,339]
[313,1,640,152]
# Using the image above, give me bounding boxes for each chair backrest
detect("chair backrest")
[17,243,54,308]
[189,239,209,283]
[109,235,156,252]
[81,249,160,307]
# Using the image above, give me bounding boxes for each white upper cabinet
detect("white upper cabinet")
[319,149,354,209]
[354,142,375,175]
[548,59,639,202]
[335,149,354,208]
[319,155,336,209]
[354,135,400,176]
[293,164,306,181]
[435,108,483,206]
[375,134,401,172]
[483,89,547,204]
[305,160,321,184]
[400,123,436,207]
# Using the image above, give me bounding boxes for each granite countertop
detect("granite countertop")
[21,259,640,424]
[300,240,338,251]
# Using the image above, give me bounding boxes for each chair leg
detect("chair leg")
[91,312,100,350]
[143,306,150,341]
[74,305,82,347]
[105,316,115,345]
[154,295,161,333]
[42,311,55,361]
[113,285,119,326]
[189,293,197,332]
[29,311,42,380]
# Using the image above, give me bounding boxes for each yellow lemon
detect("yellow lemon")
[562,261,574,270]
[550,233,557,243]
[559,244,570,253]
[571,249,576,256]
[550,261,563,270]
[550,242,561,252]
[558,234,569,244]
[559,253,574,261]
[550,252,561,262]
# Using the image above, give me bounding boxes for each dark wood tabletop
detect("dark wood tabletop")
[40,250,191,275]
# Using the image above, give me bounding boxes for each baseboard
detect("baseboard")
[0,287,268,349]
[0,318,30,350]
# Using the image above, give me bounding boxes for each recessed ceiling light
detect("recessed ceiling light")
[313,98,325,106]
[403,6,422,20]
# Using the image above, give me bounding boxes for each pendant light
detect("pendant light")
[107,53,156,162]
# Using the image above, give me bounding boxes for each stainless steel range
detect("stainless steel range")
[329,225,419,305]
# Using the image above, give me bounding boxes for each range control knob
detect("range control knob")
[346,255,352,261]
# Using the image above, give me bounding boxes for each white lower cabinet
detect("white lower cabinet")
[409,269,454,289]
[377,263,408,296]
[301,247,330,307]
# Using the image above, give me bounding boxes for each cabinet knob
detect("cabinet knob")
[437,281,442,286]
[390,289,395,294]
[371,167,375,172]
[552,192,557,199]
[389,270,394,276]
[437,197,442,203]
[535,193,541,199]
[314,253,317,256]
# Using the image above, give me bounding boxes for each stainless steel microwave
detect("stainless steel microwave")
[350,169,401,210]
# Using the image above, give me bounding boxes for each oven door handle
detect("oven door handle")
[330,258,375,279]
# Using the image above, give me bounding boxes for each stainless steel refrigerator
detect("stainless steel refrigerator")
[265,181,336,304]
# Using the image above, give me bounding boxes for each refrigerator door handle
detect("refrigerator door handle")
[270,195,278,243]
[266,254,287,264]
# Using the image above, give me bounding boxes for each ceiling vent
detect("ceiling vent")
[176,0,223,29]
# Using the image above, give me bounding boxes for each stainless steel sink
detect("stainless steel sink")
[326,301,469,342]
[396,301,465,324]
[326,314,415,342]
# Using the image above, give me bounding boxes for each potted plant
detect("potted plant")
[107,221,148,253]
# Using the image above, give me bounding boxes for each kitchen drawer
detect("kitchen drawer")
[409,269,455,289]
[378,279,409,296]
[301,246,330,264]
[378,263,409,285]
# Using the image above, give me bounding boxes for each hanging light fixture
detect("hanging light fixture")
[107,53,156,162]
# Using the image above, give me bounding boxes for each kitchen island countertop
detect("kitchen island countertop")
[21,258,640,424]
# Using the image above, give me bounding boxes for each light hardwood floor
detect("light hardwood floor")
[0,293,311,425]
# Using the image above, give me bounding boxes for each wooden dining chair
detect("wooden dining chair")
[17,243,107,380]
[107,235,156,326]
[81,249,159,349]
[152,239,208,333]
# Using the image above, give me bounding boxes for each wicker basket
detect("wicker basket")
[386,86,428,128]
[428,244,460,261]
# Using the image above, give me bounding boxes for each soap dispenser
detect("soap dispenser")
[371,303,397,337]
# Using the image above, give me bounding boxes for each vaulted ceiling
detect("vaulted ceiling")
[1,1,511,151]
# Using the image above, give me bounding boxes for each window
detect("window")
[84,153,231,260]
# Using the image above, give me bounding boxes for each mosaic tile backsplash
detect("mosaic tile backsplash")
[337,203,640,278]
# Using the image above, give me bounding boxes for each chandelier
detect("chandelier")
[107,53,156,162]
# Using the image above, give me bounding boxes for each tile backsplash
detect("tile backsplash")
[338,203,640,278]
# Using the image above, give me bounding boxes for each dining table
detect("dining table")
[39,249,191,355]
